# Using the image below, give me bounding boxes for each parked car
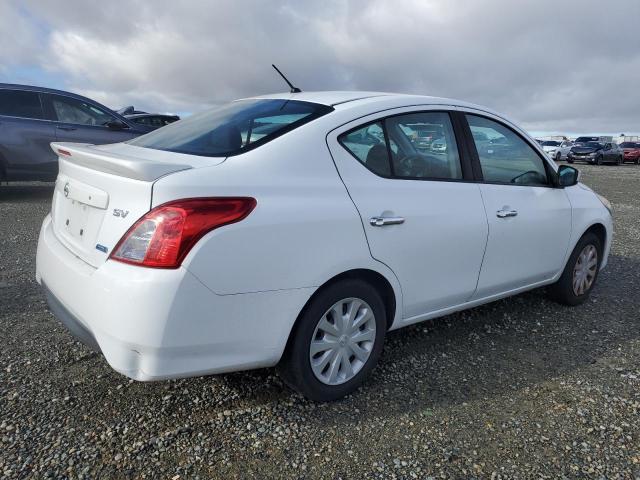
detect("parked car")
[0,84,153,182]
[555,140,574,161]
[36,91,613,401]
[567,141,624,165]
[117,106,180,129]
[620,141,640,164]
[126,113,180,129]
[540,140,561,159]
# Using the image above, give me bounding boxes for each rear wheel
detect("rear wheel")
[596,155,603,165]
[278,279,387,401]
[555,151,561,162]
[617,155,623,165]
[548,232,602,306]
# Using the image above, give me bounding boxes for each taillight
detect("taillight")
[109,197,256,268]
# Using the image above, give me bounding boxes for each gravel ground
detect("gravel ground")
[1,163,639,479]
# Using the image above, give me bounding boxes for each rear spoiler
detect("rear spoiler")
[50,142,192,181]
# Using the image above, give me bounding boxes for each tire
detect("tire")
[617,155,623,166]
[567,159,574,164]
[555,152,561,162]
[278,279,387,401]
[547,232,602,306]
[596,155,603,165]
[635,158,639,165]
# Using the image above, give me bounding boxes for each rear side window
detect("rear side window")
[129,99,333,157]
[0,89,45,119]
[338,122,391,176]
[338,111,462,180]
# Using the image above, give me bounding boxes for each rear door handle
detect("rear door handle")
[496,209,518,218]
[57,126,77,131]
[370,216,405,227]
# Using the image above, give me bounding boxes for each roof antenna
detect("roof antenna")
[272,64,302,93]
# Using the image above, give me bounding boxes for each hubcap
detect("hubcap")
[309,298,376,386]
[572,244,598,296]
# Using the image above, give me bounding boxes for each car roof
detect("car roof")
[244,90,496,113]
[0,82,94,100]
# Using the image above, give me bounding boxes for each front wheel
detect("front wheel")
[548,232,602,306]
[567,159,574,164]
[555,152,561,162]
[617,155,623,165]
[278,279,387,401]
[596,155,603,165]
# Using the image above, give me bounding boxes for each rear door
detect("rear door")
[328,108,489,320]
[42,93,140,145]
[463,112,572,298]
[0,89,57,180]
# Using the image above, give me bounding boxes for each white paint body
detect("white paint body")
[35,92,613,381]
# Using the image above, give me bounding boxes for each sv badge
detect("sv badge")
[113,208,130,218]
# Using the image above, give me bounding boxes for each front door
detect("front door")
[328,109,489,320]
[464,113,572,299]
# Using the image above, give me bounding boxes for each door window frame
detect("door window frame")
[457,109,559,188]
[41,92,131,130]
[336,109,476,183]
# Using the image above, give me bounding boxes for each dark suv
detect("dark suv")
[0,84,153,182]
[567,137,624,165]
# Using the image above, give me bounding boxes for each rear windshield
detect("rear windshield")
[129,99,333,157]
[541,141,561,146]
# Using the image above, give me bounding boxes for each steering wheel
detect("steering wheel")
[396,154,428,177]
[511,170,545,185]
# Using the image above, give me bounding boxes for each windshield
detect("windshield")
[577,142,603,148]
[541,141,561,146]
[574,137,600,144]
[129,99,333,157]
[620,142,639,148]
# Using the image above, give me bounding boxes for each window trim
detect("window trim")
[337,109,475,183]
[460,111,558,188]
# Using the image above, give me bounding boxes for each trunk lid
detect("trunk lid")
[49,142,224,267]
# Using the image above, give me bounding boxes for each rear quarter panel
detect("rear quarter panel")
[151,121,403,309]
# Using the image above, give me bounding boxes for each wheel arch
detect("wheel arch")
[582,222,607,249]
[280,268,400,363]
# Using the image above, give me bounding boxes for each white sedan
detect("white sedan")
[36,92,613,401]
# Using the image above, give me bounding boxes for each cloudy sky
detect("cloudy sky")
[1,0,639,136]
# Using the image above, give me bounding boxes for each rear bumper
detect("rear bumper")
[36,214,314,381]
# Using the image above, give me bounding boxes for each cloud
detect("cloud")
[5,0,640,133]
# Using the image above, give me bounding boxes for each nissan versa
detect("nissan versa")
[36,92,613,401]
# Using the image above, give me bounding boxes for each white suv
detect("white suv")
[36,92,613,401]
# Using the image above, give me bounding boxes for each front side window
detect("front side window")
[0,90,44,119]
[130,99,333,157]
[338,111,462,180]
[49,94,116,126]
[466,115,549,186]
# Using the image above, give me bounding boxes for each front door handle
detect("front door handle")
[57,125,77,131]
[370,216,405,227]
[496,209,518,218]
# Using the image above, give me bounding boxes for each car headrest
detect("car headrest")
[365,144,391,176]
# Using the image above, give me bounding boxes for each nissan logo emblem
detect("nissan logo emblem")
[63,182,70,198]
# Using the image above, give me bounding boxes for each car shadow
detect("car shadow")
[0,183,54,203]
[209,253,639,419]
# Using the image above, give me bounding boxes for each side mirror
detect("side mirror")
[558,165,580,187]
[106,120,127,130]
